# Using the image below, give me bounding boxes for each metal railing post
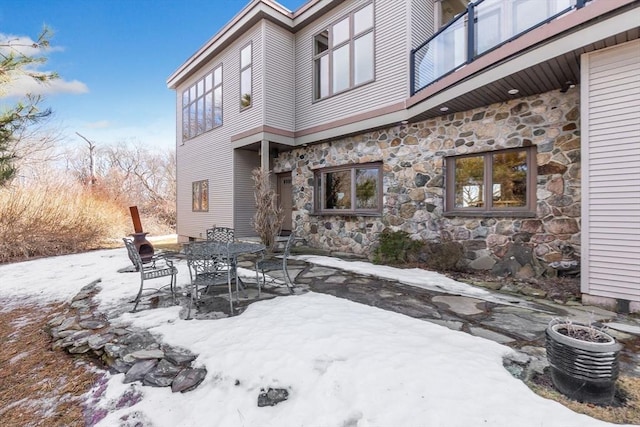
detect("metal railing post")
[410,48,416,96]
[466,2,475,64]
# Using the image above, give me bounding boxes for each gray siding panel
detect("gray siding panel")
[294,0,410,131]
[175,22,265,240]
[582,39,640,302]
[234,23,265,131]
[234,149,260,238]
[264,21,296,131]
[410,0,433,49]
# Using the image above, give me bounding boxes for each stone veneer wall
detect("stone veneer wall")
[274,88,581,276]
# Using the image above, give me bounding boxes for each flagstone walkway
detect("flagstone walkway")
[231,256,640,380]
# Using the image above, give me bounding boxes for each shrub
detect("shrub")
[373,229,424,264]
[251,168,283,251]
[0,182,129,263]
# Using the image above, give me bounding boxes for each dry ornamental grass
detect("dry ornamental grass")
[0,182,128,263]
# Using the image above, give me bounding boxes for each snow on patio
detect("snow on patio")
[0,247,632,427]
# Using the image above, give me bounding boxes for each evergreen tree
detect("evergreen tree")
[0,28,57,185]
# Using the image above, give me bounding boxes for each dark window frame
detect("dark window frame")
[313,2,375,101]
[192,179,209,212]
[182,65,223,141]
[240,42,252,110]
[444,146,537,217]
[313,162,383,216]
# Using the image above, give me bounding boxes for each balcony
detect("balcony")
[411,0,592,95]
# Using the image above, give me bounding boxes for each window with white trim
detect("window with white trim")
[313,2,374,100]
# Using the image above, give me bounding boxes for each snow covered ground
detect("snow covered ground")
[0,247,631,427]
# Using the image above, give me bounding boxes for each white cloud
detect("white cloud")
[1,33,85,97]
[0,34,42,57]
[0,33,64,56]
[2,73,89,96]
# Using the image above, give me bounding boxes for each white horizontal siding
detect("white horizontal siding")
[233,149,260,238]
[294,0,409,130]
[409,0,433,49]
[264,21,296,131]
[233,23,265,131]
[176,22,265,240]
[581,39,640,302]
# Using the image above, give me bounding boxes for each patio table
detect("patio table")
[184,240,266,293]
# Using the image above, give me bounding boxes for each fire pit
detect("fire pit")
[545,320,622,405]
[129,206,154,263]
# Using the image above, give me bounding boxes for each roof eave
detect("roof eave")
[166,0,294,89]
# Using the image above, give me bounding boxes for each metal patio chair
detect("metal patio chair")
[184,242,235,319]
[123,237,177,312]
[206,226,235,243]
[205,226,242,292]
[255,233,296,294]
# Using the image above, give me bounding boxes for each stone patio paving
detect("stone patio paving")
[223,255,640,380]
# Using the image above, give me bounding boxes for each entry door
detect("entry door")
[277,172,293,233]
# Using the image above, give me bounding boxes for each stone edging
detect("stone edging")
[46,280,206,393]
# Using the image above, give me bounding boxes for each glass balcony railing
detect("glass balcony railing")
[411,0,591,95]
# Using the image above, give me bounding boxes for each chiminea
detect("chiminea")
[129,206,154,262]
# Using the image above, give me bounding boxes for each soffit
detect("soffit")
[406,3,640,123]
[408,28,640,123]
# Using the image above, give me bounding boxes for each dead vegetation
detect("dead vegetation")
[0,182,130,263]
[0,299,99,426]
[251,167,283,251]
[529,373,640,424]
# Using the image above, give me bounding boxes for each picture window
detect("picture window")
[314,162,382,215]
[445,146,536,215]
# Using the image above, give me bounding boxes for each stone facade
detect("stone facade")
[274,88,581,277]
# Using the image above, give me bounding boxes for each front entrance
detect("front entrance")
[277,172,292,234]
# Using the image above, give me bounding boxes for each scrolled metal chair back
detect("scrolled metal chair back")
[206,226,235,243]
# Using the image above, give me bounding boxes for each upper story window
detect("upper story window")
[444,146,537,216]
[435,0,470,29]
[314,162,382,215]
[240,43,252,109]
[182,65,223,140]
[313,2,374,100]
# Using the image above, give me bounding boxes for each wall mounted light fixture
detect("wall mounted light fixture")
[560,81,576,93]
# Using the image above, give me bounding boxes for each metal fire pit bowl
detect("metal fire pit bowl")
[545,321,622,405]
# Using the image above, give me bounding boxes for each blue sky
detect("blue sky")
[1,0,306,151]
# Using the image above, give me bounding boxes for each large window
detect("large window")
[182,65,222,140]
[314,163,382,215]
[445,147,536,215]
[192,180,209,212]
[240,43,252,109]
[313,2,374,100]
